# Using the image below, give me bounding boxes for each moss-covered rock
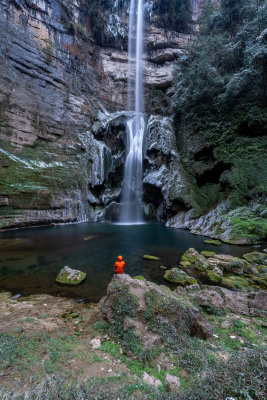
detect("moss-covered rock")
[134,275,146,281]
[164,268,198,286]
[249,273,267,290]
[160,265,167,270]
[143,255,160,261]
[181,248,199,263]
[243,252,267,265]
[180,261,191,267]
[201,251,216,258]
[208,254,248,275]
[181,248,209,272]
[207,267,223,283]
[221,275,251,291]
[56,266,86,286]
[204,239,222,246]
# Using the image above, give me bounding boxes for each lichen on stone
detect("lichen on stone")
[56,266,86,286]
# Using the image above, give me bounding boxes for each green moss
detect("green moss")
[180,261,192,267]
[221,275,252,291]
[100,341,120,357]
[207,270,222,283]
[108,282,138,338]
[204,240,222,246]
[250,273,267,290]
[164,268,197,286]
[201,251,216,257]
[56,269,86,286]
[181,249,198,263]
[133,275,146,281]
[243,251,267,265]
[143,255,160,261]
[230,214,267,243]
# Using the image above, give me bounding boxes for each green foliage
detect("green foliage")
[106,282,138,338]
[42,38,54,64]
[153,0,192,32]
[0,93,11,127]
[80,0,113,44]
[0,333,18,369]
[122,328,143,357]
[228,205,267,242]
[173,0,267,207]
[100,341,120,357]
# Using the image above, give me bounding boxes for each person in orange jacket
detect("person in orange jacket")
[114,255,125,274]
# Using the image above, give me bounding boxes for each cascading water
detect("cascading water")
[120,0,145,224]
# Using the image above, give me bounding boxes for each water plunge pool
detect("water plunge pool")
[0,222,255,302]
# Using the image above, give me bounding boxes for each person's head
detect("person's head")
[117,255,123,261]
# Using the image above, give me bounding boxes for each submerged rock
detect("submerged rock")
[56,266,86,286]
[0,238,34,249]
[143,254,160,261]
[164,268,198,286]
[200,251,217,257]
[204,239,222,246]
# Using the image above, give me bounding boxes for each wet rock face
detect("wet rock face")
[0,0,211,229]
[142,115,197,220]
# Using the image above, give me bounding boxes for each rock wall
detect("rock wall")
[0,0,212,229]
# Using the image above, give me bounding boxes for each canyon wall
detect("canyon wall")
[0,0,215,231]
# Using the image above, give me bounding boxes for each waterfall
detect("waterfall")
[120,0,145,224]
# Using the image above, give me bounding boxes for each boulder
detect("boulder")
[207,254,248,275]
[181,248,209,271]
[164,268,198,286]
[142,372,161,387]
[164,374,181,392]
[56,266,86,286]
[99,274,214,348]
[191,286,267,317]
[243,252,267,265]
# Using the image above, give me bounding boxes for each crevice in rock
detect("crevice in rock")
[145,148,170,166]
[89,184,103,199]
[194,146,215,162]
[143,182,164,207]
[196,162,232,186]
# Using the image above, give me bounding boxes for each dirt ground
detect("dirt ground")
[0,292,132,391]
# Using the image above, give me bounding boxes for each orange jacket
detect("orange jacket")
[114,256,125,274]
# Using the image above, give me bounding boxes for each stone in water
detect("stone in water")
[56,266,86,286]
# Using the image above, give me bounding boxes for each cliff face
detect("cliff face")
[0,0,210,229]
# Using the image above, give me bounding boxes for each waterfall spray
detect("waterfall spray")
[120,0,145,223]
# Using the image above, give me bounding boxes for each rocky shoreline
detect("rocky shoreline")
[1,246,266,399]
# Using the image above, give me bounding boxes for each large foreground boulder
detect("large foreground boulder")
[99,274,213,351]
